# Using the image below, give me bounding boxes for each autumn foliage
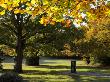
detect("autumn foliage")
[0,0,110,25]
[0,0,110,72]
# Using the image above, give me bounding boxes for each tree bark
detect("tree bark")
[13,14,25,73]
[14,35,25,73]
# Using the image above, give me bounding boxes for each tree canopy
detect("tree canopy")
[0,0,110,26]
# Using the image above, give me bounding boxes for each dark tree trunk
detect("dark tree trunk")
[14,35,25,73]
[14,14,25,73]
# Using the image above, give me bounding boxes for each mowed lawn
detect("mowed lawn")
[1,57,110,82]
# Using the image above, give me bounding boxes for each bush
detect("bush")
[25,56,39,66]
[97,56,110,66]
[0,72,24,82]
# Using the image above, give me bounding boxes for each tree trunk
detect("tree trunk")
[13,14,25,73]
[14,36,24,73]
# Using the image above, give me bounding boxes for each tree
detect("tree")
[0,0,110,73]
[25,23,76,57]
[87,17,110,65]
[74,17,110,65]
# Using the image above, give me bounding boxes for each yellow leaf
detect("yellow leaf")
[31,0,36,4]
[19,10,25,14]
[50,20,56,25]
[12,1,19,7]
[26,2,32,7]
[0,0,4,4]
[7,6,13,11]
[43,1,49,5]
[106,10,110,16]
[25,10,32,15]
[39,16,45,24]
[5,0,9,3]
[14,9,20,14]
[0,10,5,15]
[21,0,27,3]
[56,19,64,22]
[1,4,7,9]
[86,12,92,17]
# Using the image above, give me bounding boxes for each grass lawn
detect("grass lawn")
[1,58,110,82]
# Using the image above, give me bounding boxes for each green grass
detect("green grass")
[1,59,110,82]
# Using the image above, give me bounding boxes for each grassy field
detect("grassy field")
[1,58,110,82]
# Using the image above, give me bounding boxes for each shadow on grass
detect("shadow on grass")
[77,66,110,69]
[1,65,110,82]
[2,65,110,75]
[22,70,69,75]
[0,69,14,73]
[35,65,70,69]
[77,66,110,74]
[22,65,109,76]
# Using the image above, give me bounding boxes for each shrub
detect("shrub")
[0,72,24,82]
[25,56,39,66]
[97,56,110,66]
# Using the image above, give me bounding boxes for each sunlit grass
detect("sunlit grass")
[1,59,110,82]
